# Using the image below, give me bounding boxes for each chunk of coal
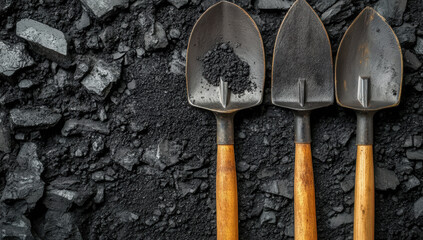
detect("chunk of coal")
[0,0,14,13]
[113,148,141,171]
[0,206,34,240]
[406,149,423,160]
[259,180,293,199]
[321,0,349,24]
[43,189,76,211]
[81,59,121,98]
[256,0,293,10]
[0,41,34,78]
[340,172,355,192]
[61,119,110,136]
[394,23,416,46]
[404,50,422,71]
[259,210,277,225]
[415,37,423,55]
[315,0,336,12]
[16,19,69,65]
[144,22,169,51]
[414,197,423,219]
[40,210,83,240]
[374,0,407,26]
[403,175,421,192]
[0,111,12,153]
[167,0,188,8]
[201,42,253,94]
[17,142,43,174]
[80,0,129,18]
[142,139,184,170]
[10,107,61,129]
[169,50,185,75]
[375,167,399,191]
[75,11,91,30]
[1,171,45,210]
[329,213,353,229]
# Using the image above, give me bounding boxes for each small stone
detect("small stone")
[260,180,293,199]
[80,0,129,18]
[0,41,34,78]
[94,185,104,203]
[144,22,168,51]
[81,59,121,98]
[406,149,423,160]
[169,50,185,75]
[256,0,293,10]
[259,210,276,225]
[61,119,110,136]
[374,0,407,26]
[177,179,201,197]
[54,69,73,88]
[340,172,355,192]
[414,136,422,147]
[414,37,423,55]
[92,171,105,182]
[10,107,61,129]
[99,26,118,49]
[136,47,145,58]
[284,223,294,237]
[315,0,336,12]
[113,148,141,171]
[375,167,399,191]
[127,80,136,90]
[18,79,34,89]
[116,211,139,223]
[394,23,416,46]
[74,61,90,81]
[403,135,413,147]
[329,213,353,228]
[414,197,423,219]
[167,0,188,8]
[75,11,91,30]
[403,175,420,192]
[16,19,69,65]
[169,28,181,39]
[404,50,422,71]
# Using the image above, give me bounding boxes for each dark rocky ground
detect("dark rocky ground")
[0,0,422,239]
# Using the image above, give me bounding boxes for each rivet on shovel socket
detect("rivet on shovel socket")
[186,1,265,239]
[271,0,333,239]
[335,7,402,240]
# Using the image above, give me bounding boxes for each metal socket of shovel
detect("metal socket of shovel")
[335,7,402,240]
[186,2,265,239]
[272,0,333,239]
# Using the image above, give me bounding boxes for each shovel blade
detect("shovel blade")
[272,0,333,111]
[335,7,403,111]
[186,1,265,113]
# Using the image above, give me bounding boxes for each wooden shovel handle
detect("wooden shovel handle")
[294,143,318,240]
[354,145,374,240]
[216,144,238,240]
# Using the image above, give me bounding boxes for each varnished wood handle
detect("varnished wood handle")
[294,143,317,240]
[354,145,374,240]
[216,145,238,240]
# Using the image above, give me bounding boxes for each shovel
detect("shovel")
[271,0,333,239]
[186,2,265,239]
[335,7,402,240]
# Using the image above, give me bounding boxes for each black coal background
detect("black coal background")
[0,0,422,239]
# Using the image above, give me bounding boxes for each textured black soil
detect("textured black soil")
[201,42,253,94]
[0,0,423,240]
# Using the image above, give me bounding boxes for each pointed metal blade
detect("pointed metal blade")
[335,7,403,111]
[271,0,333,111]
